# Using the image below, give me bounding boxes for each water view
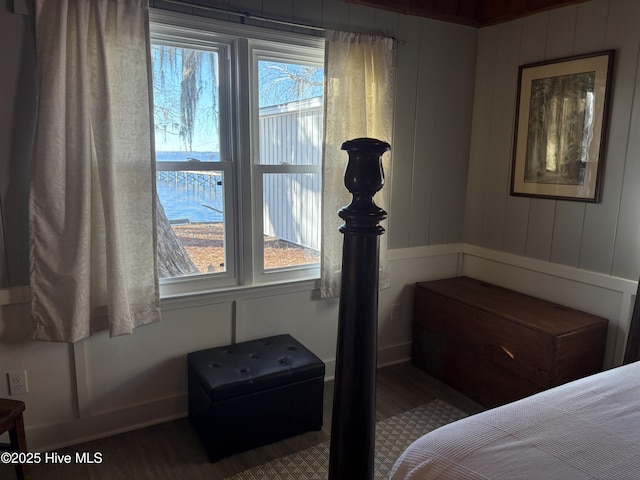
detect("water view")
[156,178,223,223]
[156,151,223,224]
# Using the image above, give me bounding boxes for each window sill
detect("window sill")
[0,278,321,308]
[159,276,321,311]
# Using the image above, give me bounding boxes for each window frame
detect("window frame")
[149,9,325,298]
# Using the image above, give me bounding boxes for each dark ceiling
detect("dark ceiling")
[344,0,588,27]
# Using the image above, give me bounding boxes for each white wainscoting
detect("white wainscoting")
[383,243,635,370]
[1,243,635,451]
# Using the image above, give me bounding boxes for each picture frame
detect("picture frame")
[510,50,615,202]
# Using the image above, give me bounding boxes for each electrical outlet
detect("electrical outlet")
[8,370,28,395]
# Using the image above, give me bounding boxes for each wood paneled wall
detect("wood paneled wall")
[465,0,640,281]
[389,17,477,249]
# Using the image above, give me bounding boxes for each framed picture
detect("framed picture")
[511,50,615,202]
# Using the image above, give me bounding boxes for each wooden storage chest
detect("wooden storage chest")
[412,276,608,407]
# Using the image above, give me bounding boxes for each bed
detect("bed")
[389,360,640,480]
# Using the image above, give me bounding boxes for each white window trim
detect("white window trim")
[150,8,324,300]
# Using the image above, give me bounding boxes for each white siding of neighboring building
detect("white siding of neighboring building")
[260,97,322,250]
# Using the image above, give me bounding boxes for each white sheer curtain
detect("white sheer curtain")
[30,0,160,342]
[320,30,394,299]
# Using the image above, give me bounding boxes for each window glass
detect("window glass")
[152,44,229,278]
[258,60,324,167]
[256,58,323,273]
[262,173,321,270]
[153,45,220,157]
[156,168,226,274]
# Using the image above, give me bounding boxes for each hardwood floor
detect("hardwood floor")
[0,362,483,480]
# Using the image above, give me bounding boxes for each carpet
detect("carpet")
[226,399,467,480]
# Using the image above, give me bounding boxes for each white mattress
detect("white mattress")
[390,361,640,480]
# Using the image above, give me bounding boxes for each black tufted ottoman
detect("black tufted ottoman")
[187,334,325,461]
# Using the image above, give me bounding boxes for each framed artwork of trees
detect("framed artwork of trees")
[511,50,614,202]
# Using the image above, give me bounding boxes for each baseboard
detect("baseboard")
[27,393,188,452]
[377,342,411,368]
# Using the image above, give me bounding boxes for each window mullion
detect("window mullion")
[235,38,254,286]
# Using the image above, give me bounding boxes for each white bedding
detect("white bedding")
[390,361,640,480]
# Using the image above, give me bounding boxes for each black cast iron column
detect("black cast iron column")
[328,137,390,480]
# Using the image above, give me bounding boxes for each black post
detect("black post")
[328,137,390,480]
[623,279,640,364]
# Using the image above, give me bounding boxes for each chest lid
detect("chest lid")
[416,276,608,336]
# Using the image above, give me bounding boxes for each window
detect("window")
[149,10,324,296]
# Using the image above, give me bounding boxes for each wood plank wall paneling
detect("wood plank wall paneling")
[548,6,591,268]
[580,0,635,276]
[463,25,496,247]
[408,21,440,247]
[401,19,478,248]
[291,2,323,36]
[347,0,481,26]
[428,24,477,245]
[469,0,640,281]
[574,0,609,54]
[371,3,400,37]
[483,22,522,252]
[501,16,542,256]
[607,0,640,280]
[321,0,351,31]
[388,14,420,249]
[525,8,574,263]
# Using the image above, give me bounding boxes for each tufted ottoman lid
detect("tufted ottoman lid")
[188,334,325,403]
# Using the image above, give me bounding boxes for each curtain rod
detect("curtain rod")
[160,0,326,32]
